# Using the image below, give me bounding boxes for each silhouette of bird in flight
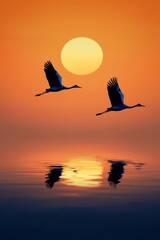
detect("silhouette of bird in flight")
[96,77,145,116]
[35,61,81,96]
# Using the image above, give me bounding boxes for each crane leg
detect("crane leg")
[35,91,47,97]
[96,109,109,116]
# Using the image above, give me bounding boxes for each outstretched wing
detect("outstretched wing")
[44,61,62,87]
[107,77,124,106]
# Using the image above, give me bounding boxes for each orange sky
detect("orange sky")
[1,0,160,150]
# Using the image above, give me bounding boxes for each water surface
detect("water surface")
[0,142,160,240]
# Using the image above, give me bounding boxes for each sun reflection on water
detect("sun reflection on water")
[61,156,103,187]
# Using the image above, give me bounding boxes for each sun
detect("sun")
[61,37,103,75]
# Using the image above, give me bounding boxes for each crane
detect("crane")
[96,77,145,116]
[35,61,81,96]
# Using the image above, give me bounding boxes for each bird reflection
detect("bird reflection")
[108,160,144,187]
[45,166,63,188]
[108,161,126,187]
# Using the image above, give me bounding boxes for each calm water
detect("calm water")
[0,142,160,240]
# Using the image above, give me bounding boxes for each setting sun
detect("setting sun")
[61,37,103,75]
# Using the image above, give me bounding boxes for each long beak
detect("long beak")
[141,105,146,107]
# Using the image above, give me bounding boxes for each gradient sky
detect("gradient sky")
[1,0,160,150]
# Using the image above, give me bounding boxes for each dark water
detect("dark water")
[0,143,160,240]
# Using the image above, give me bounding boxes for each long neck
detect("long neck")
[63,85,76,90]
[127,104,139,109]
[68,85,77,89]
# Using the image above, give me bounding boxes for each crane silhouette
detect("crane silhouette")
[96,77,145,116]
[35,61,81,96]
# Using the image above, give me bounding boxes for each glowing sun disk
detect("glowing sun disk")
[61,37,103,75]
